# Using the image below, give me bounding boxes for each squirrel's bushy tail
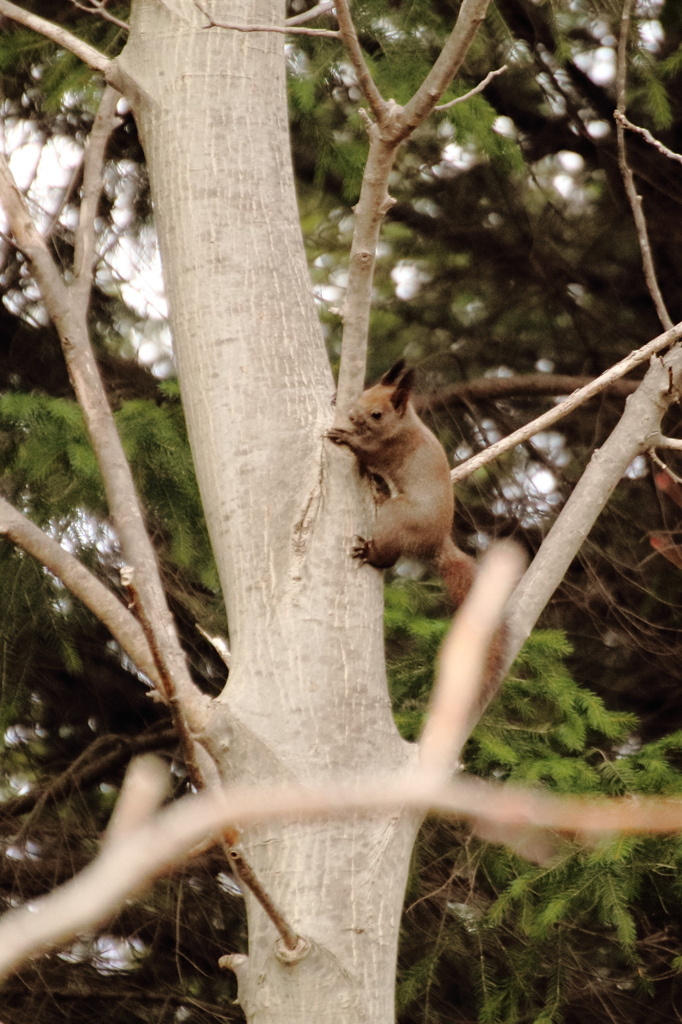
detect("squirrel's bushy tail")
[435,537,477,607]
[434,537,509,705]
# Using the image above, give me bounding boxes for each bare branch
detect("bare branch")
[5,757,682,982]
[615,110,682,166]
[69,0,129,32]
[227,846,301,952]
[0,494,160,685]
[435,65,507,111]
[103,755,168,844]
[505,343,682,662]
[333,0,493,412]
[334,0,386,121]
[286,1,335,27]
[615,0,672,331]
[0,127,209,738]
[333,127,399,416]
[2,727,178,820]
[653,435,682,451]
[419,543,525,781]
[398,0,493,140]
[73,85,120,298]
[121,565,206,793]
[0,152,70,313]
[450,320,682,483]
[193,1,339,38]
[0,0,118,82]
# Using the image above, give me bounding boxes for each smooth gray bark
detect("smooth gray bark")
[117,2,417,1021]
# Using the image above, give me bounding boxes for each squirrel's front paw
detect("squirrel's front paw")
[351,536,370,564]
[326,427,351,445]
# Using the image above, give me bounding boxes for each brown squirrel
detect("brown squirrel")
[328,359,506,689]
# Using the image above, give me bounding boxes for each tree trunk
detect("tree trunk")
[117,2,418,1020]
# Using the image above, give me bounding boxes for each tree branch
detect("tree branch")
[505,343,682,662]
[5,753,682,982]
[0,494,160,685]
[0,119,209,739]
[450,320,682,483]
[615,0,672,332]
[286,1,335,27]
[417,372,637,415]
[2,727,178,820]
[435,64,507,111]
[333,121,399,415]
[334,0,493,413]
[397,0,493,141]
[73,85,120,294]
[69,0,129,32]
[193,1,339,39]
[615,111,682,166]
[0,152,70,315]
[0,0,119,83]
[419,543,524,781]
[333,0,386,122]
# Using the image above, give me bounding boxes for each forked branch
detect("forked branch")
[334,0,493,414]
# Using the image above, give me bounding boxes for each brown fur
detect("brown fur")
[329,360,506,695]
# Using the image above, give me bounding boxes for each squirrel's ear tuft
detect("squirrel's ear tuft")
[390,367,415,413]
[380,359,407,386]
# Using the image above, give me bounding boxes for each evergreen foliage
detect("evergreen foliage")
[387,583,682,1024]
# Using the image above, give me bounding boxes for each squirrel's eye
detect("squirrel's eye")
[371,411,382,420]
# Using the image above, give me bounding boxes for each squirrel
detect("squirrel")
[328,359,507,692]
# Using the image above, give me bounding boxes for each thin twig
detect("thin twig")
[193,1,339,38]
[0,0,117,81]
[227,846,301,951]
[615,0,672,331]
[435,64,507,110]
[333,0,386,121]
[615,110,682,166]
[121,567,205,793]
[286,1,335,27]
[70,0,129,31]
[650,450,682,486]
[450,319,682,483]
[417,373,637,415]
[2,727,178,820]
